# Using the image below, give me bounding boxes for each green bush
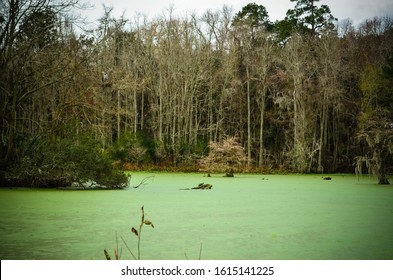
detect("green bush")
[5,133,127,188]
[109,132,153,166]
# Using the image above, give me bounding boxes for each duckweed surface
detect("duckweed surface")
[1,173,392,260]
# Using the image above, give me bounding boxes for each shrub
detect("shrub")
[199,137,247,177]
[5,132,127,188]
[109,132,152,166]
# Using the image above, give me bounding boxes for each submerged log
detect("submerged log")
[192,183,213,190]
[180,183,213,190]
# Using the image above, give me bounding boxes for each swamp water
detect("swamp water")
[0,173,392,260]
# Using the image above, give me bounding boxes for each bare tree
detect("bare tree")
[315,32,343,172]
[0,0,78,163]
[280,34,318,172]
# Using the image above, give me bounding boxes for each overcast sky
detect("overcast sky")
[80,0,393,27]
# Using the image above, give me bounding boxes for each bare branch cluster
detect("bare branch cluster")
[199,137,247,176]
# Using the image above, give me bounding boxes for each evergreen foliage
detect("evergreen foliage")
[5,131,127,188]
[275,0,337,40]
[232,2,272,30]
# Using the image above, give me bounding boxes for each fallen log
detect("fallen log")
[180,183,213,190]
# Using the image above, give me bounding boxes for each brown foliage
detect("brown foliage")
[199,137,247,176]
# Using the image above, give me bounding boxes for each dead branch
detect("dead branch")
[133,176,155,188]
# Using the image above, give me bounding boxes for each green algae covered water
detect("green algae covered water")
[0,173,392,260]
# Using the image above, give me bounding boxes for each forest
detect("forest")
[1,0,392,187]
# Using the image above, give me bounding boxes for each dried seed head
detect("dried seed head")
[104,249,111,260]
[131,227,138,236]
[144,219,154,228]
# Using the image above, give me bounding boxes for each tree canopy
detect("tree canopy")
[275,0,337,40]
[232,2,271,30]
[1,1,392,186]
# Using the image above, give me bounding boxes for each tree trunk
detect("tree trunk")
[246,65,251,167]
[378,175,390,185]
[134,87,138,134]
[375,150,390,185]
[225,168,234,177]
[317,91,328,173]
[258,89,265,167]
